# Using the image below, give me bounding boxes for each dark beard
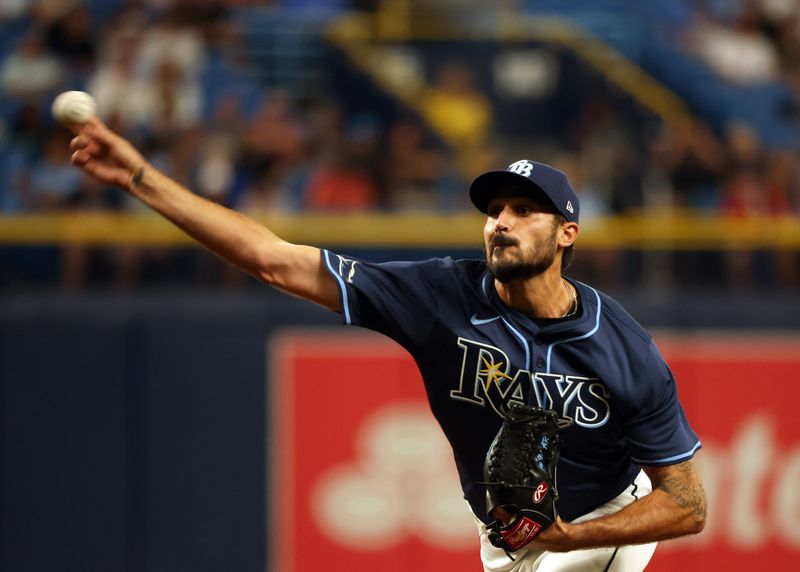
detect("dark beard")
[487,254,555,283]
[485,236,558,283]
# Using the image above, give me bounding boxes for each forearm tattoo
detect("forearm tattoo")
[657,460,707,522]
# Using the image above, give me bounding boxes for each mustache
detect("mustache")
[490,234,518,249]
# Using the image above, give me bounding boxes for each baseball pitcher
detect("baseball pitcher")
[69,119,706,571]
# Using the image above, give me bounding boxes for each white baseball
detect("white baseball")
[51,90,97,127]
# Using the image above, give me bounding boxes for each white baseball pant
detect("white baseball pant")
[474,470,657,572]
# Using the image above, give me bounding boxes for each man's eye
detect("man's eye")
[516,206,532,215]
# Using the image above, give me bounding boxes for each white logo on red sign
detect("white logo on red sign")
[532,482,549,504]
[311,403,475,549]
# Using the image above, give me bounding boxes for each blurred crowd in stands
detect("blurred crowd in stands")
[685,0,800,87]
[670,0,800,217]
[0,0,798,289]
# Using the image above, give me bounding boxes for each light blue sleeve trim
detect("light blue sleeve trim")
[631,441,702,465]
[322,249,352,325]
[545,285,602,373]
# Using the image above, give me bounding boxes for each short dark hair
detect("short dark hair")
[554,215,575,270]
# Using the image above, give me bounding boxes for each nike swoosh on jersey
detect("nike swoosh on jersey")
[470,314,501,326]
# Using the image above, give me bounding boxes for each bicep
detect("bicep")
[258,242,342,312]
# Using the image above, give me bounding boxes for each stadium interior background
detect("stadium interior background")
[1,0,799,570]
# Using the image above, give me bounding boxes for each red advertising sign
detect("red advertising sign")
[654,335,800,571]
[270,331,800,571]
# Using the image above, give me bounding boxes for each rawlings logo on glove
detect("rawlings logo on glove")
[532,482,548,503]
[480,402,573,555]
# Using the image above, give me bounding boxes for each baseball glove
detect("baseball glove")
[480,402,572,554]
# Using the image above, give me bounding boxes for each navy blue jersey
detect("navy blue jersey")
[321,250,701,523]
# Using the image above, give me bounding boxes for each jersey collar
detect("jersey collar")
[482,272,599,343]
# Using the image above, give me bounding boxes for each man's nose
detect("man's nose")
[493,207,512,232]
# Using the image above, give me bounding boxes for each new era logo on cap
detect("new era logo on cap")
[468,159,580,223]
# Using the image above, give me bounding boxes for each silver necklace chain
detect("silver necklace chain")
[561,279,578,318]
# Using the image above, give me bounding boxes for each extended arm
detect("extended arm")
[532,458,707,552]
[70,119,341,310]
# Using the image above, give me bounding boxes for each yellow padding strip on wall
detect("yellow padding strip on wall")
[1,213,798,250]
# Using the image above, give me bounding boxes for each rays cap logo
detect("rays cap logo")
[469,159,580,223]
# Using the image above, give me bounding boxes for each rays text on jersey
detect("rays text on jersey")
[450,337,611,427]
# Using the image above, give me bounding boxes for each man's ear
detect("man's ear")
[559,222,579,248]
